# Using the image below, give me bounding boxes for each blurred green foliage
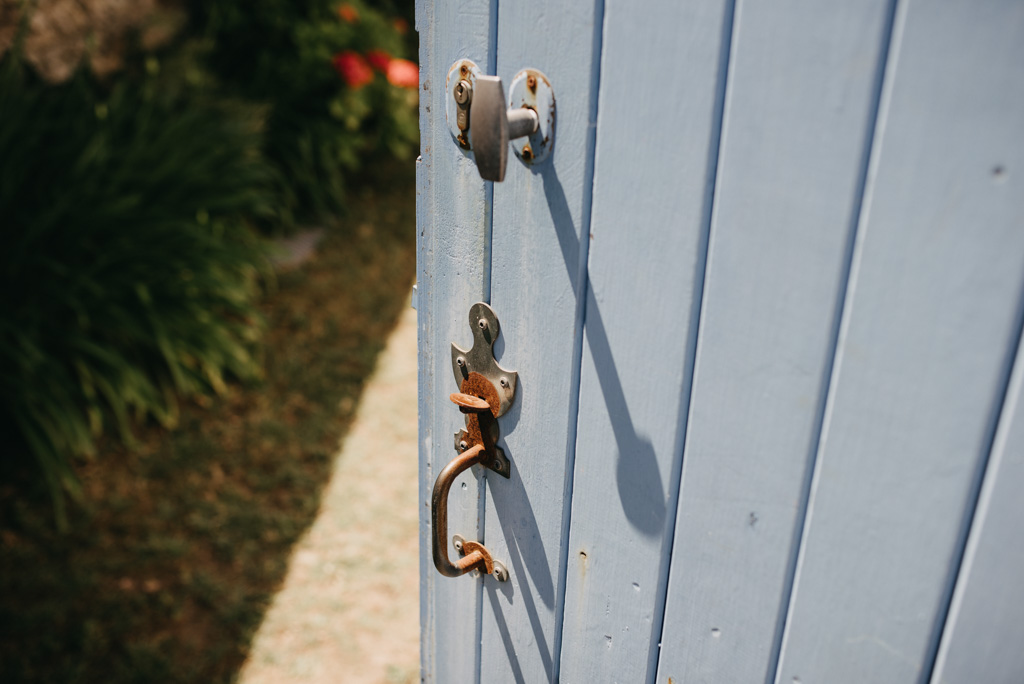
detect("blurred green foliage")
[0,0,419,523]
[191,0,419,219]
[0,167,418,683]
[0,58,274,523]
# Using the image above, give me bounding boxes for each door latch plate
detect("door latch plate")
[451,302,517,417]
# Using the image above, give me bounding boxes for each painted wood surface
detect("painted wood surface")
[418,1,1024,681]
[477,1,603,680]
[775,1,1024,682]
[933,327,1024,679]
[415,0,495,681]
[555,1,733,681]
[930,332,1024,684]
[653,1,896,682]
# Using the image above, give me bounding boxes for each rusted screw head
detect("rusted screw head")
[521,144,534,162]
[454,79,471,105]
[526,74,537,92]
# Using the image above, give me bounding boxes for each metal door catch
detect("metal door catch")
[430,303,517,581]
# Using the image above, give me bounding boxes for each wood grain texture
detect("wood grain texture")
[930,327,1024,684]
[415,0,495,681]
[775,1,1024,682]
[555,1,733,682]
[653,1,895,681]
[476,0,604,681]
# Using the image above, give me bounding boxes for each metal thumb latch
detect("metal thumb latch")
[446,61,556,182]
[469,76,538,182]
[430,303,516,581]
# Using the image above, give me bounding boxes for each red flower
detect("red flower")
[332,51,373,89]
[338,4,359,22]
[386,58,418,89]
[366,49,392,72]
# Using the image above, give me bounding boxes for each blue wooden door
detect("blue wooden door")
[415,0,1024,682]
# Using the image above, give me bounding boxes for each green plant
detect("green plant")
[190,0,419,220]
[0,163,418,684]
[0,57,276,522]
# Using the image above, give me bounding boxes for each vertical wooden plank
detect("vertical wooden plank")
[415,0,495,680]
[555,1,734,682]
[930,327,1024,684]
[776,1,1024,682]
[476,1,602,681]
[652,1,896,682]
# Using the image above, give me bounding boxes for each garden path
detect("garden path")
[239,301,420,684]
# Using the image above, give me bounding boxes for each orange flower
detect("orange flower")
[386,58,418,89]
[366,49,392,72]
[393,18,409,34]
[332,51,373,89]
[338,4,359,22]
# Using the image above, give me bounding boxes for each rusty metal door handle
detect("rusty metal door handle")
[431,391,508,581]
[431,443,494,577]
[431,303,517,582]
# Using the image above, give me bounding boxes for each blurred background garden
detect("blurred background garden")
[0,0,420,680]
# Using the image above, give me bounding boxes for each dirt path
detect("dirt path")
[239,303,420,684]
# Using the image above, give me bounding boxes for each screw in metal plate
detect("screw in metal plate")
[499,377,509,388]
[453,534,465,553]
[456,357,466,367]
[492,561,509,582]
[459,440,468,451]
[493,459,502,470]
[478,318,488,330]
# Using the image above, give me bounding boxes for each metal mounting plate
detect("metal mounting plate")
[451,302,517,417]
[508,68,555,165]
[454,428,509,478]
[453,534,508,581]
[445,59,482,150]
